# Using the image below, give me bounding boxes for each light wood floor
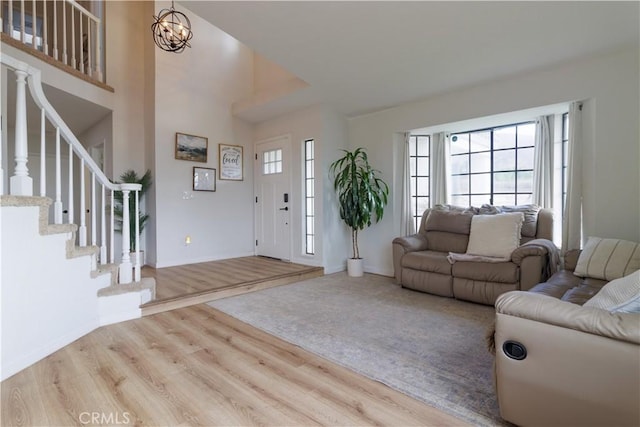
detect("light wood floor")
[141,257,324,315]
[1,304,467,426]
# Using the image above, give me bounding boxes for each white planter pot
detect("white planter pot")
[347,258,364,277]
[130,250,145,266]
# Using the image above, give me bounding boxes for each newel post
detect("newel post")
[10,69,33,196]
[118,185,133,284]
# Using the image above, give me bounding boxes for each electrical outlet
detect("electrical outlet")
[185,235,191,245]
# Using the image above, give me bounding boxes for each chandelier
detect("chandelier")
[151,1,193,53]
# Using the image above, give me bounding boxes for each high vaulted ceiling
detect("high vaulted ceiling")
[184,1,639,121]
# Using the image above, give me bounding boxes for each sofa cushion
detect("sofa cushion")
[466,212,524,259]
[425,209,473,234]
[574,237,640,280]
[402,250,452,275]
[584,270,640,313]
[452,261,519,283]
[529,270,606,305]
[426,231,470,254]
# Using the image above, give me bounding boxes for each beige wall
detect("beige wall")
[105,1,146,177]
[152,0,255,268]
[349,46,640,276]
[253,105,350,272]
[253,52,298,94]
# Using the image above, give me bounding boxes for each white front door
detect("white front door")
[255,136,291,260]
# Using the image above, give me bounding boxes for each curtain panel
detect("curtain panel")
[431,132,450,207]
[562,102,584,252]
[532,115,553,207]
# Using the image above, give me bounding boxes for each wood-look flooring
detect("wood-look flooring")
[1,304,467,426]
[141,257,324,316]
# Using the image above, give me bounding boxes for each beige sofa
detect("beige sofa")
[493,249,640,426]
[392,205,556,305]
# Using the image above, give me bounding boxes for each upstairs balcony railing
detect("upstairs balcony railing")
[1,52,140,284]
[0,0,104,83]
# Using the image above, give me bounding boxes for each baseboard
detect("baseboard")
[0,321,97,381]
[324,263,346,275]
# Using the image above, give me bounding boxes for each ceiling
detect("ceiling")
[183,1,639,121]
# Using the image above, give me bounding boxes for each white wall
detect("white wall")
[348,46,640,276]
[321,107,350,273]
[0,204,108,380]
[152,1,255,267]
[105,1,147,177]
[253,106,323,267]
[253,105,349,272]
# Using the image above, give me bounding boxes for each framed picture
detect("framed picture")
[175,132,208,163]
[193,167,216,192]
[219,144,243,181]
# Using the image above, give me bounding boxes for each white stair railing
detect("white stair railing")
[0,53,141,283]
[0,0,104,83]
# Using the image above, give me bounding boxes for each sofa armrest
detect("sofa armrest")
[494,291,640,426]
[511,238,557,264]
[392,233,429,252]
[496,291,640,344]
[510,244,546,265]
[392,234,428,284]
[511,239,560,289]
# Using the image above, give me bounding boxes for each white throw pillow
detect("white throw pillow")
[466,212,524,259]
[584,270,640,313]
[574,237,640,280]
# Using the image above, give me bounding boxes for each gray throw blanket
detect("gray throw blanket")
[522,238,561,281]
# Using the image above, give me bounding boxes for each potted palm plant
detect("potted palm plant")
[114,169,152,264]
[330,148,389,277]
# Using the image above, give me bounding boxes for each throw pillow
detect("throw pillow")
[584,270,640,313]
[466,212,524,259]
[500,204,541,238]
[574,237,640,280]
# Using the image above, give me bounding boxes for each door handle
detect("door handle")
[279,207,289,211]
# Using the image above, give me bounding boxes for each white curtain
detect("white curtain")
[532,115,552,207]
[562,102,583,252]
[400,132,415,236]
[430,132,450,207]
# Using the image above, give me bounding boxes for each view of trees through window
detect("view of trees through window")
[450,122,536,207]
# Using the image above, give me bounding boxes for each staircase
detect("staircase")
[1,49,154,381]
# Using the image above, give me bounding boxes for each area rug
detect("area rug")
[208,272,506,426]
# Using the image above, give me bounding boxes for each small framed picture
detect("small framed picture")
[176,132,208,162]
[219,144,243,181]
[193,167,216,192]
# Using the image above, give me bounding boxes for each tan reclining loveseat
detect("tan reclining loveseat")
[392,205,556,305]
[493,246,640,426]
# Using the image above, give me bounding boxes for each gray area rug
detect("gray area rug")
[209,273,505,426]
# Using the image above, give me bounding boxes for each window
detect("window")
[450,122,535,207]
[409,135,430,231]
[263,149,282,175]
[304,139,315,255]
[2,5,44,50]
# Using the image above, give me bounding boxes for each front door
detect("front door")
[255,136,291,260]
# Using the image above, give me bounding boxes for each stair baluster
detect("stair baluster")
[10,68,31,195]
[2,52,139,283]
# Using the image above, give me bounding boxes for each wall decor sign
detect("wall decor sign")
[219,144,243,181]
[175,132,208,162]
[193,167,216,192]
